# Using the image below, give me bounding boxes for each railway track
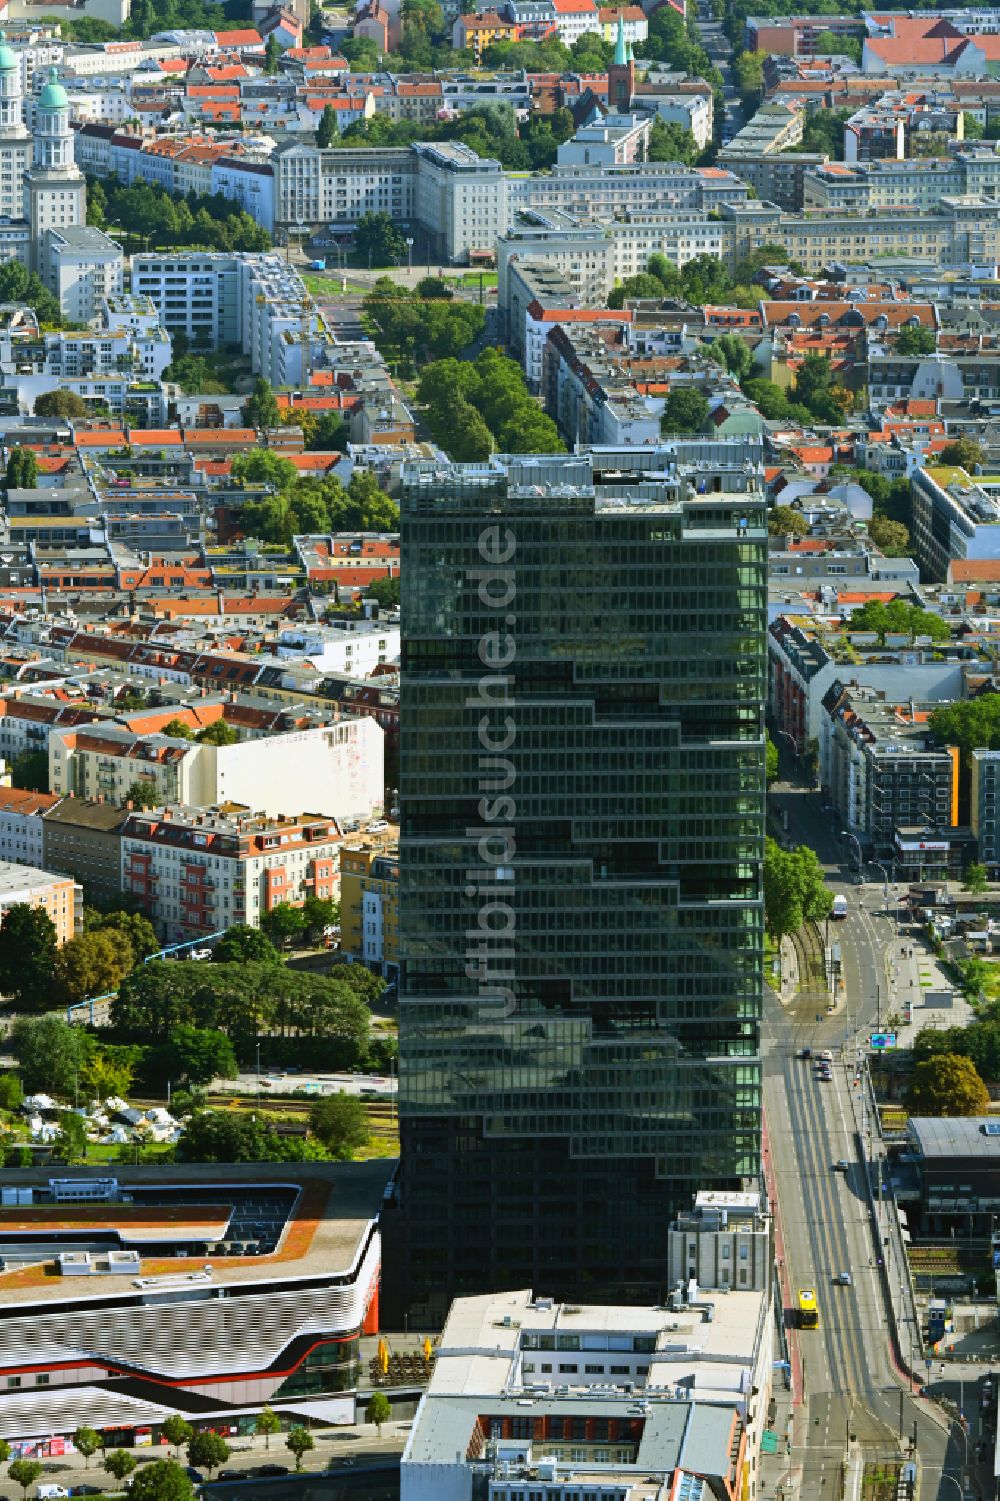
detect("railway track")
[790,919,829,1011]
[131,1094,396,1118]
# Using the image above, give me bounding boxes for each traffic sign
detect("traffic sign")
[869,1032,897,1048]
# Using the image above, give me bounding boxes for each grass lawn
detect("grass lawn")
[358,1111,398,1160]
[301,272,369,297]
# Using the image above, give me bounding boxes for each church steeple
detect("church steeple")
[607,12,634,111]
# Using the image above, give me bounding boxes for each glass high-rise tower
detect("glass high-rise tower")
[389,449,767,1328]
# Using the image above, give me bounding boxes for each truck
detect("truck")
[309,258,327,271]
[831,894,848,920]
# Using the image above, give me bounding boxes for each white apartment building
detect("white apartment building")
[121,803,345,938]
[0,785,55,868]
[0,33,30,225]
[131,251,327,385]
[42,225,124,322]
[274,619,400,677]
[50,717,384,824]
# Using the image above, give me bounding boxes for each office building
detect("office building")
[402,1281,773,1501]
[0,32,30,224]
[391,449,767,1325]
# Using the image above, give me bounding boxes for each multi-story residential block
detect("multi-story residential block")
[412,140,508,263]
[0,859,81,944]
[0,785,56,868]
[911,463,1000,581]
[969,747,1000,873]
[451,11,520,60]
[767,614,973,771]
[339,835,398,978]
[542,322,661,445]
[41,797,131,906]
[824,685,958,858]
[745,13,863,56]
[42,226,123,322]
[49,717,384,824]
[389,447,766,1324]
[122,802,344,936]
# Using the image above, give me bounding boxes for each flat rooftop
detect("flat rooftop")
[0,1161,395,1305]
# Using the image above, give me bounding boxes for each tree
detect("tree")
[177,1110,274,1162]
[33,388,88,418]
[733,49,765,106]
[355,210,406,267]
[907,1053,990,1117]
[366,1391,391,1436]
[264,31,281,72]
[243,377,281,433]
[55,927,136,1005]
[0,1072,23,1112]
[317,102,338,147]
[964,863,989,894]
[768,505,808,537]
[5,446,38,489]
[11,1015,90,1095]
[286,1428,314,1471]
[0,1444,10,1467]
[104,1450,138,1488]
[766,732,779,786]
[302,894,338,941]
[231,449,298,493]
[964,111,985,140]
[712,331,754,382]
[128,1459,193,1501]
[10,749,48,792]
[895,325,936,357]
[261,902,307,948]
[647,116,697,164]
[608,271,671,309]
[813,27,861,60]
[849,598,949,644]
[309,1092,371,1159]
[57,1109,87,1161]
[940,437,985,472]
[74,1427,100,1468]
[9,1460,42,1500]
[660,389,708,434]
[763,837,832,943]
[735,243,803,283]
[868,516,911,557]
[161,1417,194,1460]
[162,717,194,740]
[308,410,348,452]
[80,1050,134,1103]
[187,1432,230,1477]
[125,778,160,810]
[0,903,58,1009]
[257,1406,281,1450]
[213,925,279,965]
[196,718,239,746]
[165,1025,238,1086]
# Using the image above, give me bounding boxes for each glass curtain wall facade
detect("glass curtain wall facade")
[390,452,767,1327]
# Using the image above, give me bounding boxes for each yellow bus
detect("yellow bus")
[798,1289,819,1329]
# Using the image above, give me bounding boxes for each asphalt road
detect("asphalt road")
[765,766,965,1500]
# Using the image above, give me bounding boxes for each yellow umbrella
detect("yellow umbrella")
[423,1337,433,1362]
[377,1338,389,1373]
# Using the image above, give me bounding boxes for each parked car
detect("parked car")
[185,1470,205,1485]
[255,1466,289,1478]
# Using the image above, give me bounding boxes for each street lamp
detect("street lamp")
[405,235,414,273]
